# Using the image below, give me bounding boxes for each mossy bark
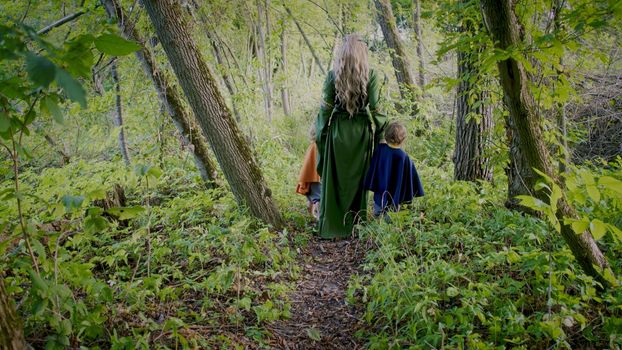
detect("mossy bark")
[481,0,612,287]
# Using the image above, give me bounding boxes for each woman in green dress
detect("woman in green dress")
[315,34,388,238]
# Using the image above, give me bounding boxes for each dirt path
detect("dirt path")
[267,238,367,349]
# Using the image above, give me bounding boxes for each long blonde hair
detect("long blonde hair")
[333,34,369,116]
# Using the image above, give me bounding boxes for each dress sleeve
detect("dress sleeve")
[315,70,336,175]
[367,70,388,146]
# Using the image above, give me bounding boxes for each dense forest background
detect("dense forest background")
[1,0,621,348]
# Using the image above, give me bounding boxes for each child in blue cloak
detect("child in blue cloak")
[364,121,424,217]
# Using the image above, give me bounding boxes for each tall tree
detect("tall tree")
[453,4,492,182]
[284,6,326,76]
[413,0,425,89]
[256,0,273,121]
[280,16,292,116]
[480,0,612,286]
[189,0,242,122]
[103,0,218,187]
[141,0,282,227]
[110,61,131,166]
[374,0,418,114]
[0,277,26,350]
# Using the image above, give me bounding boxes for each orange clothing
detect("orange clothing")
[296,142,321,195]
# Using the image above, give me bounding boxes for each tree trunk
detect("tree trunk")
[103,0,218,187]
[481,0,612,286]
[373,0,418,114]
[285,6,326,76]
[553,0,569,173]
[110,61,131,166]
[256,0,273,121]
[42,131,70,165]
[141,0,282,227]
[0,277,26,350]
[453,49,493,182]
[413,0,425,89]
[280,17,291,116]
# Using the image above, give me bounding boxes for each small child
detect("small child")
[364,121,424,217]
[296,125,321,219]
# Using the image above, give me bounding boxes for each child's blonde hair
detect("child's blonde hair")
[384,121,407,145]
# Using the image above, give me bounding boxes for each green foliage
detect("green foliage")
[351,165,622,349]
[1,161,297,348]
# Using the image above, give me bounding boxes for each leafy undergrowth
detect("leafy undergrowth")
[350,165,622,349]
[1,160,299,349]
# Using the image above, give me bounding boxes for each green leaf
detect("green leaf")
[94,34,141,56]
[306,327,321,341]
[0,111,10,133]
[590,219,607,240]
[568,217,589,234]
[30,270,48,293]
[599,176,622,197]
[55,69,86,108]
[43,96,63,124]
[516,195,548,212]
[25,52,56,87]
[61,195,84,212]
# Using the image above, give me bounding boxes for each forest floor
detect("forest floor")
[266,237,367,349]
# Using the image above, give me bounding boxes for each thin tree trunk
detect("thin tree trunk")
[285,6,326,76]
[413,0,425,89]
[110,61,131,166]
[0,277,26,350]
[553,0,569,173]
[280,17,291,116]
[141,0,282,227]
[256,0,273,121]
[103,0,218,187]
[374,0,418,114]
[42,131,70,164]
[189,0,242,122]
[481,0,612,286]
[453,49,493,182]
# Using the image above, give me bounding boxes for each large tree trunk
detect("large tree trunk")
[110,61,131,166]
[413,0,425,89]
[453,49,493,182]
[373,0,418,114]
[481,0,612,286]
[285,6,326,76]
[141,0,282,227]
[0,277,26,350]
[280,17,292,116]
[103,0,218,188]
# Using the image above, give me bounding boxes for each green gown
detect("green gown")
[315,69,387,238]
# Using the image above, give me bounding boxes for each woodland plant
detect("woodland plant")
[352,163,622,349]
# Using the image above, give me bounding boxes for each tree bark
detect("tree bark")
[103,0,218,187]
[481,0,612,286]
[453,49,493,182]
[141,0,282,227]
[0,277,26,350]
[374,0,418,113]
[285,6,326,76]
[553,0,569,173]
[280,17,292,116]
[413,0,425,89]
[110,61,131,166]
